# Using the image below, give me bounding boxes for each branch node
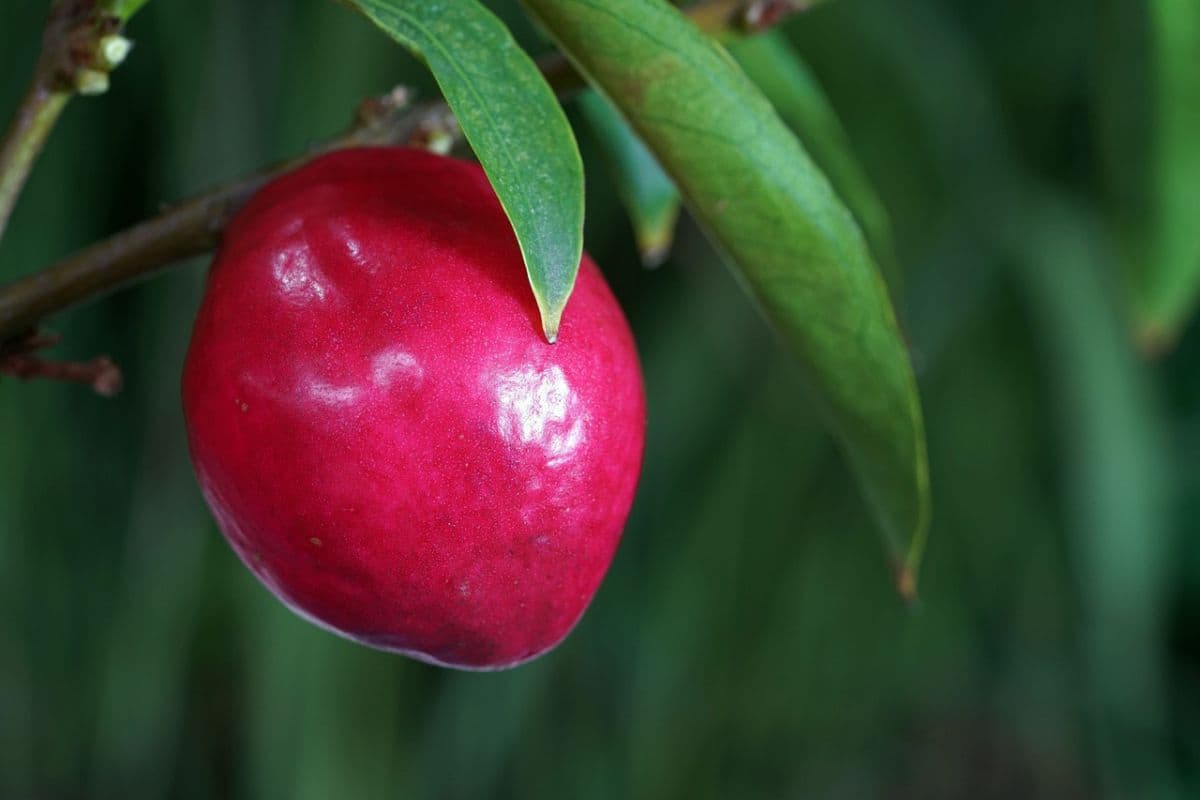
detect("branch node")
[356,85,412,128]
[407,108,460,154]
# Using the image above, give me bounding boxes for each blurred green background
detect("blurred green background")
[2,0,1198,797]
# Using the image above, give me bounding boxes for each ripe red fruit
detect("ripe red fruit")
[182,147,645,670]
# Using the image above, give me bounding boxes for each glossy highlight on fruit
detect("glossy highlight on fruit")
[182,147,645,670]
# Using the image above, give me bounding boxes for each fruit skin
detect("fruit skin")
[182,147,645,670]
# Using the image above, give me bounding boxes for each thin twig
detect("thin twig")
[0,331,122,396]
[0,87,70,242]
[0,0,136,242]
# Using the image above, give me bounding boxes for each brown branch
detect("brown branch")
[0,88,457,341]
[0,2,794,354]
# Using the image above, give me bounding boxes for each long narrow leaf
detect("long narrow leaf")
[1140,0,1200,348]
[578,91,681,266]
[523,0,930,592]
[1116,0,1200,350]
[731,32,900,290]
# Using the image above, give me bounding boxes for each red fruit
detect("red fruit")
[182,147,645,670]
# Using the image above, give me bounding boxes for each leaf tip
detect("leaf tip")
[893,562,919,605]
[1135,319,1177,359]
[635,219,677,268]
[638,241,671,269]
[540,306,562,344]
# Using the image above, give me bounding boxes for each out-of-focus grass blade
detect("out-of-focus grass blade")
[347,0,584,342]
[578,91,681,267]
[1126,0,1200,350]
[523,0,930,594]
[1015,197,1175,794]
[424,667,549,797]
[731,32,900,290]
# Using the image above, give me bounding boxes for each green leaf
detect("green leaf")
[578,91,681,266]
[730,32,900,291]
[347,0,584,342]
[523,0,929,593]
[102,0,153,20]
[1129,0,1200,349]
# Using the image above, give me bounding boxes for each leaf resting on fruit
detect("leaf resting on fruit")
[347,0,585,342]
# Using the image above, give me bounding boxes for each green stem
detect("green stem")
[0,0,146,247]
[0,74,71,244]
